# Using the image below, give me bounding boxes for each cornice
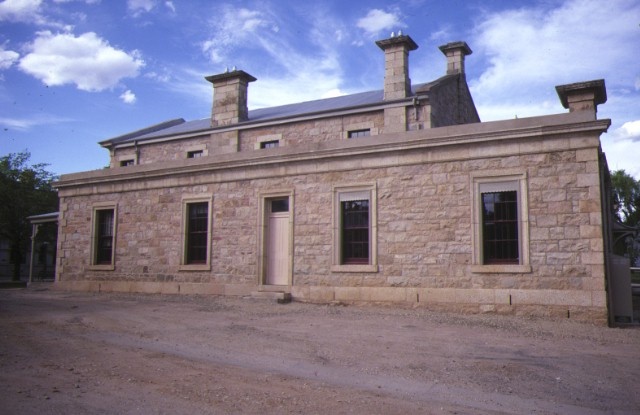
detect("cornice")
[55,115,610,191]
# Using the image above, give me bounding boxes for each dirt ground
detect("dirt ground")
[1,285,639,415]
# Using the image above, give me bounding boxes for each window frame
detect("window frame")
[180,196,213,271]
[470,173,531,273]
[187,150,204,159]
[347,129,371,139]
[89,203,117,271]
[185,145,208,159]
[331,184,378,273]
[260,140,280,149]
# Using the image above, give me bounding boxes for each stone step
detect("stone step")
[250,291,292,304]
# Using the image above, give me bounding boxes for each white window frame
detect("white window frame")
[89,202,118,271]
[470,172,531,273]
[331,183,378,273]
[179,195,213,271]
[115,153,137,167]
[255,134,283,150]
[185,144,208,159]
[342,121,378,139]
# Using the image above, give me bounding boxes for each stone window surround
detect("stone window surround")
[254,134,283,150]
[257,189,295,289]
[185,144,208,159]
[470,170,531,274]
[331,183,378,273]
[343,121,378,139]
[115,154,137,167]
[88,202,118,271]
[179,195,213,271]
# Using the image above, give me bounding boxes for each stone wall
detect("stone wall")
[56,113,609,322]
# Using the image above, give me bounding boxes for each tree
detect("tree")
[610,169,640,266]
[611,169,640,225]
[0,151,58,280]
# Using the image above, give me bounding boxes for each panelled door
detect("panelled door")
[265,198,290,286]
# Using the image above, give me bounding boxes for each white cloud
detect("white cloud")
[612,120,640,142]
[202,7,271,63]
[470,0,640,121]
[0,47,20,69]
[128,0,155,16]
[0,114,72,131]
[52,0,101,3]
[0,0,43,22]
[165,1,175,13]
[602,136,640,179]
[120,89,136,104]
[356,9,403,37]
[18,31,144,92]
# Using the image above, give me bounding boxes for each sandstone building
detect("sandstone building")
[54,35,617,324]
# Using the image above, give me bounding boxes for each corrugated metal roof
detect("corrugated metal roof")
[103,82,433,146]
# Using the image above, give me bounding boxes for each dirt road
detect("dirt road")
[1,285,639,414]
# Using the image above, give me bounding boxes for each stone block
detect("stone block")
[576,173,600,187]
[581,252,603,265]
[591,290,607,307]
[309,286,335,302]
[334,287,361,302]
[575,148,598,162]
[580,224,602,239]
[224,284,253,296]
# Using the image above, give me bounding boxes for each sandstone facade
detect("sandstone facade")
[54,35,614,324]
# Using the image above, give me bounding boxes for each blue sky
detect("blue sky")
[1,0,639,178]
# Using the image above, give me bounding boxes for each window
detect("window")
[260,140,280,149]
[332,186,378,272]
[186,202,208,264]
[342,199,369,264]
[187,150,203,159]
[348,129,371,138]
[90,206,116,269]
[482,191,518,264]
[471,175,530,273]
[270,198,289,212]
[181,197,212,270]
[120,159,134,167]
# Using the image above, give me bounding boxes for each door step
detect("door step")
[250,291,292,304]
[251,291,292,303]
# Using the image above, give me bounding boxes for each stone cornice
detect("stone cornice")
[55,113,610,193]
[108,99,417,149]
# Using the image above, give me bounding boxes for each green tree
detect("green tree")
[611,169,640,266]
[611,169,640,225]
[0,151,58,280]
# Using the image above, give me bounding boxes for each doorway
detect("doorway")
[264,197,291,286]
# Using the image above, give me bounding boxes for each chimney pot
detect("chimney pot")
[555,79,607,118]
[205,70,257,127]
[438,41,472,75]
[376,34,419,100]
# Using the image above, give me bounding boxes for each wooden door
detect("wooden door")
[265,198,289,285]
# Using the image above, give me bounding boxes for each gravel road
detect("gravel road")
[1,285,639,414]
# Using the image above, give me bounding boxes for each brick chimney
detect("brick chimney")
[205,69,257,127]
[376,34,418,100]
[555,79,607,119]
[438,41,472,75]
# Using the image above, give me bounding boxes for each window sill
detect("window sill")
[88,264,115,271]
[331,264,378,273]
[470,264,532,274]
[179,264,211,272]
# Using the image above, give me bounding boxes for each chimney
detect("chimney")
[376,34,418,100]
[438,41,472,75]
[555,79,607,119]
[205,69,257,127]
